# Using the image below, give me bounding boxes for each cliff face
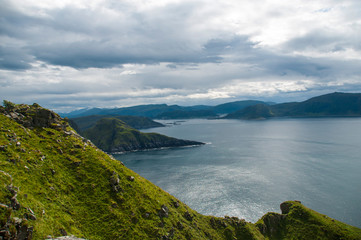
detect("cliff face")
[82,118,204,153]
[1,102,360,239]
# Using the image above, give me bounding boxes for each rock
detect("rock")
[10,196,21,210]
[110,172,120,185]
[143,212,151,219]
[171,199,180,208]
[158,205,169,218]
[13,217,23,225]
[0,145,7,151]
[257,213,286,235]
[280,202,292,214]
[176,221,184,230]
[24,212,37,220]
[110,172,122,193]
[184,211,193,221]
[50,236,88,240]
[17,225,33,240]
[60,228,68,236]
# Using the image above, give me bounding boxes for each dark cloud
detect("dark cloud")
[284,29,354,52]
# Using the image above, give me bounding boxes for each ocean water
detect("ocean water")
[113,118,361,228]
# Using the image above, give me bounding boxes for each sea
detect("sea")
[113,118,361,228]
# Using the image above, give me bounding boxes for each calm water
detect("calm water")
[114,118,361,228]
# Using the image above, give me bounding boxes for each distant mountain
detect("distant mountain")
[69,115,164,133]
[156,109,217,119]
[225,92,361,119]
[61,104,182,118]
[225,104,274,120]
[62,100,270,119]
[83,118,204,152]
[212,100,269,114]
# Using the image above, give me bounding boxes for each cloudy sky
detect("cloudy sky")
[1,0,361,112]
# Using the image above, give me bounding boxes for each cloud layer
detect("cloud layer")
[1,0,361,111]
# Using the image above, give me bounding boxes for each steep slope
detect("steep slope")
[226,92,361,119]
[69,115,164,133]
[82,118,203,152]
[1,102,360,239]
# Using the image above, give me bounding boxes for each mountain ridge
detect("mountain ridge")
[225,92,361,119]
[61,100,271,119]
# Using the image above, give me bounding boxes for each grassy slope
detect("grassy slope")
[1,104,360,239]
[82,118,202,152]
[69,115,164,133]
[0,109,261,239]
[256,201,361,240]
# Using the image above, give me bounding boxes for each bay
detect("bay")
[113,118,361,228]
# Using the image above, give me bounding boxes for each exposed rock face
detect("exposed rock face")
[280,201,292,214]
[257,212,286,235]
[2,102,68,130]
[48,236,87,240]
[0,180,34,240]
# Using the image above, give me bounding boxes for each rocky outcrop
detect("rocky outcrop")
[2,101,68,130]
[0,172,34,240]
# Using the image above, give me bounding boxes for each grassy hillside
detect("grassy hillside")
[1,102,360,239]
[69,115,165,133]
[82,118,204,152]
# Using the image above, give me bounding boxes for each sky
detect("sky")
[1,0,361,112]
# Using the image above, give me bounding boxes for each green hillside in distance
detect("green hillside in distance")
[82,118,204,152]
[69,115,165,133]
[1,102,361,239]
[225,92,361,119]
[61,100,271,119]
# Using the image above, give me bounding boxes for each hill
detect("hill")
[69,115,164,133]
[212,100,269,115]
[82,118,204,152]
[61,101,271,119]
[225,92,361,119]
[1,102,360,239]
[61,104,182,118]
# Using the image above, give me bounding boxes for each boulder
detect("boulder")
[158,205,169,218]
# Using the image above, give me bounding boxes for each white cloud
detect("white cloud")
[1,0,361,111]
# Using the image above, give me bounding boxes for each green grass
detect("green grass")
[256,201,361,240]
